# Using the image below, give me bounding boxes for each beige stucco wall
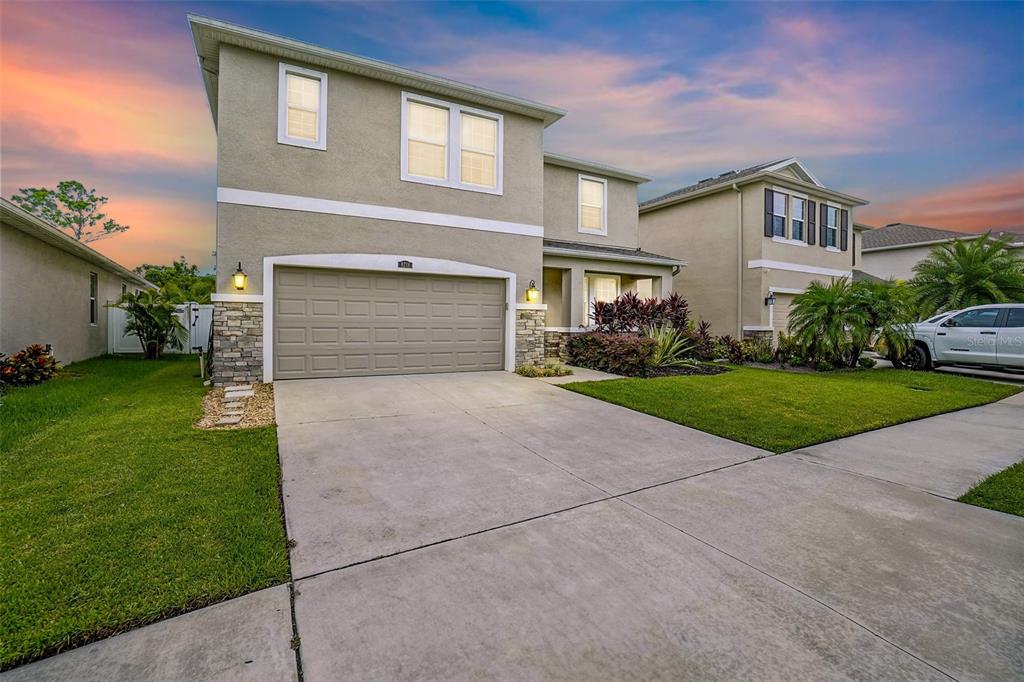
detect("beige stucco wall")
[1,222,128,363]
[639,179,858,337]
[217,203,541,300]
[542,164,640,248]
[860,244,936,281]
[216,44,545,231]
[541,254,673,328]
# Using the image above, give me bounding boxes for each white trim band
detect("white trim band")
[516,303,548,310]
[747,259,852,278]
[768,286,804,295]
[218,187,543,238]
[743,325,774,332]
[212,293,265,303]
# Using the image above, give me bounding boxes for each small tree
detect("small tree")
[135,257,215,303]
[788,278,869,368]
[850,279,915,363]
[910,234,1024,316]
[111,290,186,359]
[11,180,129,243]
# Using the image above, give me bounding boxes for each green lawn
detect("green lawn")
[564,367,1020,453]
[959,461,1024,517]
[0,356,289,670]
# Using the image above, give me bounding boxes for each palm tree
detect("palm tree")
[850,279,915,362]
[788,278,869,368]
[911,234,1024,316]
[110,289,186,359]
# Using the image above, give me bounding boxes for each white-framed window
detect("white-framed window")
[791,197,805,241]
[277,63,328,150]
[771,190,787,237]
[578,175,608,235]
[825,205,839,248]
[584,273,619,324]
[89,272,98,325]
[401,92,503,194]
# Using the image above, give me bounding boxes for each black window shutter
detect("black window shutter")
[764,189,773,237]
[807,200,816,245]
[840,209,849,251]
[852,232,856,265]
[819,203,827,247]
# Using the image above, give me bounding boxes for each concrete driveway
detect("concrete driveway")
[275,371,1024,681]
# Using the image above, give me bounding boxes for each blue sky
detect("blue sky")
[2,1,1021,270]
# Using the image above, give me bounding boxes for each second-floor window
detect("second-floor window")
[825,205,839,248]
[578,175,607,235]
[791,198,805,241]
[278,63,328,150]
[401,92,503,194]
[89,272,98,325]
[771,191,787,237]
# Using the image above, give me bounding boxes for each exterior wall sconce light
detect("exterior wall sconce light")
[525,280,541,304]
[232,262,248,291]
[764,292,776,307]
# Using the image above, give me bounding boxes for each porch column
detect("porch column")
[569,266,586,327]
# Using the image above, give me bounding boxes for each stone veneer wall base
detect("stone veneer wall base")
[212,301,263,387]
[515,309,546,367]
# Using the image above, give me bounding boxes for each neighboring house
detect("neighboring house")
[639,159,869,341]
[859,223,1024,281]
[188,15,680,384]
[0,198,151,363]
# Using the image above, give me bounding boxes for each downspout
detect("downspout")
[731,183,743,337]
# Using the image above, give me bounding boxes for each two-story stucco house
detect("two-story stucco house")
[188,15,679,384]
[639,159,869,341]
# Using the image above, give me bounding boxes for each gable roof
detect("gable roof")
[543,152,651,184]
[860,223,1024,252]
[188,14,566,129]
[639,158,868,212]
[0,199,152,288]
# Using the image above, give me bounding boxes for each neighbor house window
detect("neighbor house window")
[401,93,503,194]
[121,282,127,296]
[584,274,619,324]
[791,198,805,241]
[277,63,328,150]
[579,175,608,235]
[771,191,787,237]
[825,206,839,247]
[89,272,98,325]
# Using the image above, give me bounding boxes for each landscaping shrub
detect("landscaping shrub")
[742,337,776,364]
[714,335,744,364]
[858,356,878,369]
[591,292,691,334]
[690,320,715,360]
[0,345,60,387]
[110,289,186,359]
[644,323,697,368]
[775,332,805,367]
[516,363,573,378]
[567,332,656,376]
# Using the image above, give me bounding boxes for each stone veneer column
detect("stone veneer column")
[741,329,773,343]
[211,301,263,387]
[515,309,546,367]
[543,330,572,363]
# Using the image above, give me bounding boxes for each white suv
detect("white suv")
[904,303,1024,372]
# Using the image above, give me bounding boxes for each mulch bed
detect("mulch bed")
[195,383,276,430]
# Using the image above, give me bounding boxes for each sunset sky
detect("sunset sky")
[2,1,1022,273]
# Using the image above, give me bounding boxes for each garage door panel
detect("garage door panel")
[274,267,505,379]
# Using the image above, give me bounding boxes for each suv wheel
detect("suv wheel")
[903,344,931,371]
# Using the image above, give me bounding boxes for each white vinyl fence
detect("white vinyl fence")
[108,302,213,355]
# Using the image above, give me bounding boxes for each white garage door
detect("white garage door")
[273,267,506,379]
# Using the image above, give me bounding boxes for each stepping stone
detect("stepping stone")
[222,402,244,410]
[227,384,253,391]
[216,416,242,425]
[224,390,254,398]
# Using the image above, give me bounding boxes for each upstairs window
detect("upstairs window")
[792,198,805,241]
[771,191,788,237]
[402,93,503,194]
[89,272,98,325]
[578,175,608,235]
[825,205,839,247]
[278,63,327,150]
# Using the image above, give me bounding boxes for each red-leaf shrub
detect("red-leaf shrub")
[0,344,60,387]
[567,332,656,376]
[591,292,692,334]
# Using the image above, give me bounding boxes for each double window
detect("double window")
[89,272,98,325]
[401,93,503,194]
[584,274,619,324]
[277,64,328,150]
[578,175,608,235]
[825,205,839,248]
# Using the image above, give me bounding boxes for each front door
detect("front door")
[933,307,1001,365]
[996,307,1024,368]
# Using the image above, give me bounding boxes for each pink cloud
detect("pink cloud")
[857,172,1024,232]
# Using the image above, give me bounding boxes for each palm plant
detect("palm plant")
[644,323,697,368]
[850,279,915,362]
[111,289,186,359]
[911,234,1024,316]
[787,278,869,368]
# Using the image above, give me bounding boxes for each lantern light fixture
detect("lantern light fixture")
[232,262,248,291]
[525,280,541,304]
[764,292,776,307]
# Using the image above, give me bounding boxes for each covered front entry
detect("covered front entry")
[273,266,505,379]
